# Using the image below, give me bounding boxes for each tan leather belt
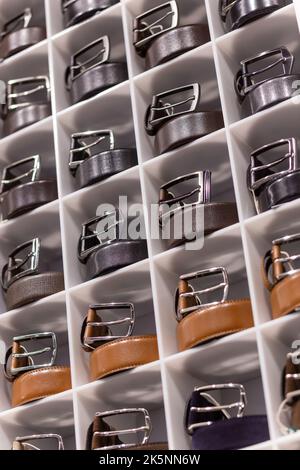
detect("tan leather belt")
[277,352,300,434]
[81,305,159,381]
[176,268,254,351]
[4,332,71,408]
[86,409,168,450]
[262,233,300,319]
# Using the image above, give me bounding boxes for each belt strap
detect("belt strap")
[0,27,46,61]
[1,180,57,220]
[177,300,254,352]
[145,24,210,70]
[155,111,224,155]
[5,272,65,311]
[63,0,119,28]
[4,103,52,136]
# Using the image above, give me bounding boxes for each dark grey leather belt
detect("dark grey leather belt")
[0,8,46,61]
[1,238,64,311]
[2,76,51,136]
[186,384,269,450]
[133,2,210,69]
[78,209,148,279]
[69,130,137,189]
[235,47,300,115]
[0,155,57,220]
[62,0,119,28]
[65,36,128,104]
[145,83,223,155]
[248,138,300,214]
[159,172,238,249]
[219,0,290,32]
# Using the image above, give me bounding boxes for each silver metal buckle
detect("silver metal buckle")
[159,171,211,224]
[267,233,300,285]
[0,8,32,40]
[6,332,57,378]
[220,0,238,20]
[176,267,229,321]
[12,434,64,451]
[133,1,179,51]
[67,36,110,86]
[84,302,135,349]
[69,130,114,174]
[6,76,51,112]
[1,238,40,291]
[93,408,152,450]
[236,47,294,99]
[0,155,41,194]
[187,383,247,434]
[78,209,123,262]
[147,83,200,130]
[286,351,300,381]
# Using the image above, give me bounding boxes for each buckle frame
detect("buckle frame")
[219,0,237,21]
[13,434,64,451]
[236,47,294,99]
[266,233,300,285]
[0,8,32,40]
[83,302,135,349]
[93,408,152,450]
[176,267,229,321]
[0,155,41,194]
[69,130,114,174]
[78,209,123,262]
[187,383,247,434]
[6,76,51,112]
[1,238,40,291]
[159,171,211,225]
[133,1,179,52]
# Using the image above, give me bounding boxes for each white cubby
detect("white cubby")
[0,0,299,451]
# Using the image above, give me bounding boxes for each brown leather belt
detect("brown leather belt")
[262,233,300,319]
[81,306,159,381]
[12,434,65,450]
[0,27,46,61]
[4,332,71,408]
[175,268,254,351]
[86,409,168,450]
[277,352,300,434]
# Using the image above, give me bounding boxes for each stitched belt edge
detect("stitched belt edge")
[63,0,119,28]
[269,271,300,319]
[223,0,288,31]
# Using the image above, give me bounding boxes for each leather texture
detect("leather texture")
[270,272,300,319]
[75,148,137,189]
[3,103,52,136]
[0,27,46,61]
[145,24,210,69]
[89,335,159,381]
[155,111,224,155]
[11,366,71,407]
[0,180,57,220]
[69,62,128,104]
[63,0,119,28]
[6,272,65,311]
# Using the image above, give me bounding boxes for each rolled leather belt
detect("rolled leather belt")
[86,411,168,450]
[277,353,300,434]
[176,271,253,351]
[186,387,269,450]
[0,27,46,61]
[3,103,52,136]
[262,234,300,319]
[219,0,290,32]
[4,334,71,408]
[81,307,159,381]
[12,434,65,451]
[62,0,119,28]
[235,47,300,116]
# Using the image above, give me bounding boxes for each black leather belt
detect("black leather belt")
[78,209,148,279]
[69,130,137,189]
[248,138,300,214]
[0,155,57,220]
[0,9,46,61]
[62,0,119,28]
[145,83,223,155]
[2,76,51,136]
[185,384,270,450]
[219,0,290,32]
[159,172,238,249]
[235,47,300,116]
[133,2,210,69]
[277,352,300,435]
[65,36,128,105]
[1,238,64,311]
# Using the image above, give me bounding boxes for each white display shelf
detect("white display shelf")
[0,0,299,451]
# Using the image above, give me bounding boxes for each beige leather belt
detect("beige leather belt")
[262,233,300,319]
[176,268,254,351]
[81,305,159,381]
[4,332,71,408]
[277,352,300,434]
